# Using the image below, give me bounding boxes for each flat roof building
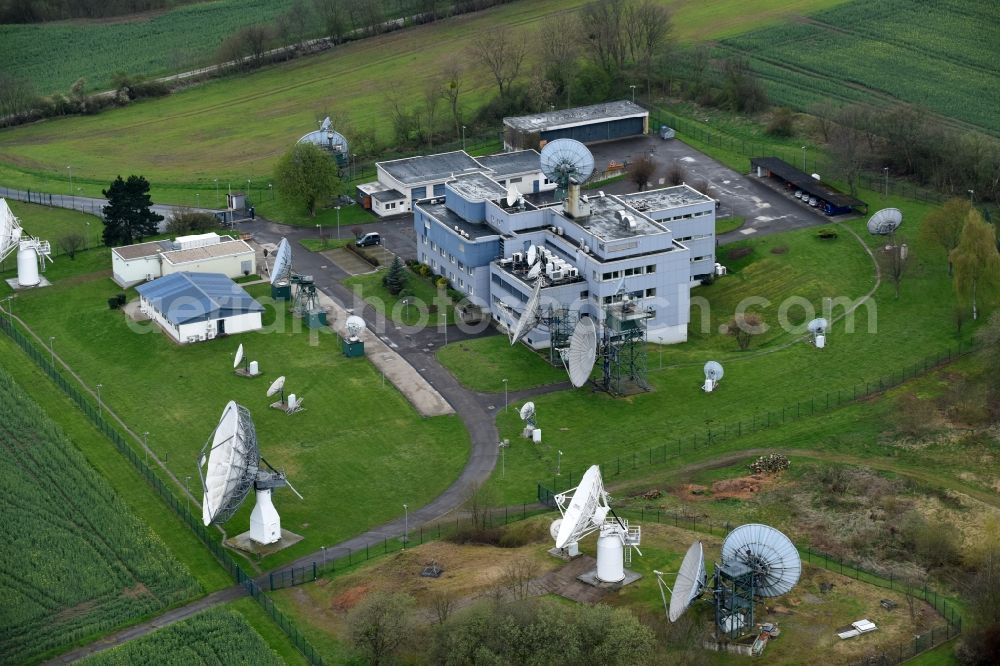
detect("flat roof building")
[136,272,263,344]
[503,101,649,151]
[750,156,867,215]
[112,233,256,287]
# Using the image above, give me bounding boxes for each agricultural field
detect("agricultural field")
[0,263,469,568]
[719,0,1000,135]
[0,0,849,206]
[0,366,200,664]
[79,606,283,666]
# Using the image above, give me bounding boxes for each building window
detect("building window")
[580,290,589,299]
[645,288,656,297]
[509,176,522,184]
[646,264,656,273]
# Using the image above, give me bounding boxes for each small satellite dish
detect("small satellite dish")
[510,279,543,345]
[564,317,597,388]
[526,262,542,281]
[506,183,518,207]
[345,315,366,340]
[270,238,292,286]
[807,318,828,335]
[526,244,538,266]
[668,540,707,622]
[519,401,535,423]
[703,361,724,393]
[233,344,244,369]
[540,139,596,190]
[266,376,286,398]
[721,524,801,597]
[866,208,903,235]
[554,465,608,549]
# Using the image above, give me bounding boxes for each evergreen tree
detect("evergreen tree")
[382,256,407,296]
[101,175,163,246]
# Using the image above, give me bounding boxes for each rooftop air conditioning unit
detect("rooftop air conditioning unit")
[513,252,523,263]
[556,227,564,236]
[567,267,579,278]
[550,270,564,280]
[546,261,556,275]
[550,226,558,233]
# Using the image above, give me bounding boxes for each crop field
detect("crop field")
[79,606,283,666]
[719,0,1000,135]
[0,0,848,206]
[0,366,200,664]
[0,265,469,567]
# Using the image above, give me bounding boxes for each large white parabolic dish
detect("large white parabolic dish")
[510,279,543,345]
[721,523,801,597]
[565,317,597,388]
[866,208,903,235]
[555,465,608,548]
[201,401,259,526]
[270,238,292,285]
[540,139,596,185]
[669,541,707,622]
[0,198,22,259]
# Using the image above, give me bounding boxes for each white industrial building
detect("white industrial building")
[136,272,263,344]
[112,232,256,287]
[357,149,555,217]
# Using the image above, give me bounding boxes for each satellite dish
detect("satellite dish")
[510,279,543,345]
[811,173,821,180]
[506,183,518,207]
[540,139,595,191]
[526,244,538,266]
[345,315,366,340]
[669,541,707,622]
[866,208,903,235]
[807,318,828,335]
[721,524,801,597]
[233,344,244,369]
[519,401,535,422]
[200,401,259,526]
[549,518,563,541]
[564,317,597,388]
[526,262,542,281]
[270,238,292,285]
[266,376,286,398]
[704,361,724,381]
[554,465,608,549]
[0,198,23,259]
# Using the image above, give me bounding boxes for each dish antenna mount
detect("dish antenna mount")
[233,343,260,377]
[509,278,544,345]
[345,315,366,341]
[550,465,641,583]
[703,361,724,393]
[654,540,707,622]
[561,317,598,388]
[0,198,53,288]
[199,401,302,545]
[519,401,536,429]
[807,318,828,349]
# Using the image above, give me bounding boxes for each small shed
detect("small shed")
[503,101,649,151]
[136,272,263,344]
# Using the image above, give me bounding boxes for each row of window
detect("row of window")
[600,264,657,281]
[599,287,656,305]
[662,209,711,222]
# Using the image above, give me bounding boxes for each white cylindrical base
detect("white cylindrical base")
[703,379,715,393]
[249,360,259,375]
[17,246,40,287]
[815,334,826,349]
[250,488,281,544]
[596,531,625,583]
[532,428,542,443]
[287,393,297,411]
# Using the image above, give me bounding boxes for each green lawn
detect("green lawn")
[437,335,569,392]
[343,266,458,326]
[0,271,469,569]
[4,200,104,252]
[298,237,351,252]
[715,215,744,235]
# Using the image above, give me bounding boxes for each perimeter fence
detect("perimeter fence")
[535,339,976,500]
[0,315,326,665]
[535,502,962,664]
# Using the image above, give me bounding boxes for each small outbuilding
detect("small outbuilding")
[503,100,649,151]
[136,272,263,344]
[112,232,256,287]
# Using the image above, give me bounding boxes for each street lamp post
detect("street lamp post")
[630,84,636,103]
[498,441,506,480]
[48,336,55,366]
[268,183,273,201]
[195,193,200,209]
[800,146,807,171]
[883,167,889,197]
[502,378,508,412]
[321,545,327,565]
[968,189,975,203]
[96,383,103,415]
[461,125,466,151]
[67,165,73,204]
[403,504,408,548]
[214,178,219,207]
[143,431,149,464]
[557,450,563,476]
[336,205,341,239]
[185,475,192,507]
[247,179,251,204]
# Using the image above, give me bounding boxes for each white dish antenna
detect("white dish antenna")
[807,318,828,335]
[721,524,801,597]
[200,401,259,526]
[526,244,538,266]
[668,541,707,622]
[554,465,609,548]
[509,279,543,345]
[704,361,724,382]
[266,376,286,398]
[0,198,22,259]
[233,343,244,369]
[564,317,597,388]
[540,139,595,188]
[519,401,535,423]
[270,238,293,285]
[345,315,366,340]
[526,262,542,281]
[506,183,518,207]
[866,208,903,235]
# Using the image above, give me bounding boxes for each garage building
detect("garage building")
[503,100,649,151]
[136,272,263,344]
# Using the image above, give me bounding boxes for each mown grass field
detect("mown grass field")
[78,606,284,666]
[2,200,104,255]
[343,265,459,325]
[437,335,568,392]
[0,366,200,664]
[0,0,849,206]
[719,0,1000,135]
[0,261,470,568]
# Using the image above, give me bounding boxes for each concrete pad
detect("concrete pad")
[225,529,303,556]
[5,276,51,290]
[576,568,643,588]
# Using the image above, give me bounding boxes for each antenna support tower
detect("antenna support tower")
[291,275,327,329]
[599,301,651,396]
[540,305,575,367]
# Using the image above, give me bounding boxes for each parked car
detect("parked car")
[794,190,803,199]
[356,232,381,247]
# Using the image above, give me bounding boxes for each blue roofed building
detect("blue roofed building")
[135,272,264,344]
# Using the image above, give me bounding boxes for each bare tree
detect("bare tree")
[624,0,672,95]
[422,77,443,148]
[537,20,581,106]
[312,0,349,43]
[579,0,627,74]
[430,591,456,625]
[464,483,496,531]
[725,312,765,351]
[878,234,909,299]
[470,26,527,99]
[665,159,687,186]
[441,60,464,140]
[346,591,414,666]
[0,69,36,119]
[627,155,656,191]
[829,106,871,196]
[500,557,538,601]
[58,233,86,259]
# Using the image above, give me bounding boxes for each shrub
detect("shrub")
[770,245,788,255]
[766,107,795,136]
[727,247,752,261]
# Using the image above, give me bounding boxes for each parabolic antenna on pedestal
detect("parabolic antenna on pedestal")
[233,344,244,369]
[266,376,286,398]
[526,262,542,281]
[526,244,538,266]
[554,465,610,549]
[506,184,518,207]
[807,318,828,335]
[721,524,801,597]
[519,401,535,423]
[270,238,292,286]
[866,208,903,236]
[540,139,595,188]
[704,361,724,382]
[0,198,22,258]
[669,541,707,622]
[345,315,366,340]
[510,279,543,345]
[565,317,597,388]
[200,401,260,526]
